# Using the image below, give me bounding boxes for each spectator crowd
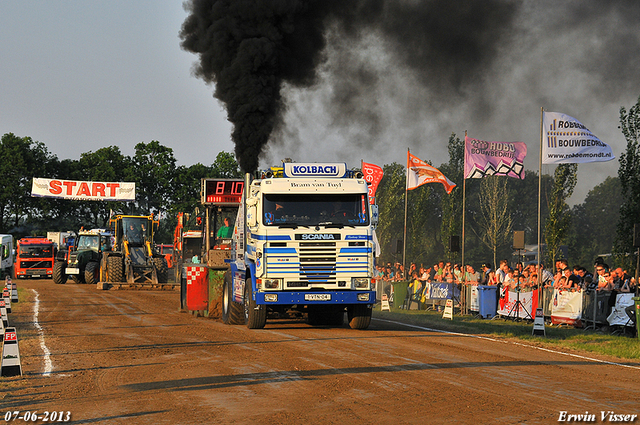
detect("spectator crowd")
[377,257,638,302]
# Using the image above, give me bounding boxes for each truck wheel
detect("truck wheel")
[53,262,67,285]
[347,304,372,329]
[244,278,266,329]
[222,272,244,325]
[153,257,169,283]
[107,256,124,282]
[85,261,100,285]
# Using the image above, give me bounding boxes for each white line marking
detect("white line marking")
[373,318,640,371]
[32,289,53,376]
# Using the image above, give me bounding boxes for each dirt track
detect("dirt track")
[2,279,640,424]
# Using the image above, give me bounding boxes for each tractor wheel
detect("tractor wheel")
[85,261,100,285]
[107,256,124,282]
[222,271,243,325]
[52,262,67,285]
[347,304,372,329]
[244,278,266,329]
[154,257,169,283]
[71,273,85,284]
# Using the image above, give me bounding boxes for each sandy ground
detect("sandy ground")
[1,279,639,425]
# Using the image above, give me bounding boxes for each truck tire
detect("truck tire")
[107,256,124,282]
[244,278,266,329]
[347,304,372,329]
[85,261,100,285]
[222,271,244,325]
[53,262,67,285]
[153,257,169,283]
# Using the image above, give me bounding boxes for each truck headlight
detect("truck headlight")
[258,278,281,289]
[264,294,278,302]
[352,277,370,289]
[357,293,370,302]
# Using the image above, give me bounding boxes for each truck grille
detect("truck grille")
[20,260,53,269]
[298,242,336,283]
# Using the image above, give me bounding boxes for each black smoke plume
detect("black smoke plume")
[180,0,519,173]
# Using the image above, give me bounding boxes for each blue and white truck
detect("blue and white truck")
[222,162,378,329]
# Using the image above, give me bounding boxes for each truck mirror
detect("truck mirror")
[247,205,257,227]
[370,204,379,226]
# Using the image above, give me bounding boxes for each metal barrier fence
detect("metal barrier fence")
[383,282,636,334]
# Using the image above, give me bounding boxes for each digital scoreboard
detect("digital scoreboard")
[201,179,244,206]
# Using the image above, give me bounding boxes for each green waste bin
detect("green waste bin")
[392,282,409,309]
[634,297,640,339]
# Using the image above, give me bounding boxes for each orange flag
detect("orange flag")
[407,151,456,194]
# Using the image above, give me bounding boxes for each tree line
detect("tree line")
[1,96,638,271]
[375,95,640,274]
[0,135,241,243]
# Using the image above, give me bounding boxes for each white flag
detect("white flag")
[542,112,614,164]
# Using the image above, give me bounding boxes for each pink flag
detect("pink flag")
[464,136,527,179]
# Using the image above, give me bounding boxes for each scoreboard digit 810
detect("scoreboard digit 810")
[201,179,244,206]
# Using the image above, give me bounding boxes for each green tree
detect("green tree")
[126,141,177,215]
[76,146,130,228]
[506,170,552,246]
[475,176,513,269]
[545,164,577,265]
[614,95,640,271]
[439,134,464,262]
[375,163,405,265]
[568,176,622,267]
[0,133,56,233]
[211,151,242,178]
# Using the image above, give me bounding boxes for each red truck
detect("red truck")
[15,237,55,279]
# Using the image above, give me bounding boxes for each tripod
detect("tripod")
[507,285,532,321]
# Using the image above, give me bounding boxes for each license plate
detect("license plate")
[67,268,80,275]
[32,275,41,278]
[305,293,331,301]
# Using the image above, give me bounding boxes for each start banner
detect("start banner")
[31,178,135,201]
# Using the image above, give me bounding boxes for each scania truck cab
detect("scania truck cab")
[223,162,378,329]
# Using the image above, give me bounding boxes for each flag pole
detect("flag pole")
[403,149,409,281]
[538,107,544,306]
[461,131,467,315]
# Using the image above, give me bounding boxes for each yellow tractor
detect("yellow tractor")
[100,214,171,289]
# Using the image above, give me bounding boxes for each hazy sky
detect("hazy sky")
[2,1,639,205]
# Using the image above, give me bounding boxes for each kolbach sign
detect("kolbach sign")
[31,178,135,201]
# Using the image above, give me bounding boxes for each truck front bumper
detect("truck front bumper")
[256,290,375,305]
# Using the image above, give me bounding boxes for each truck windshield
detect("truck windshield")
[18,245,53,258]
[263,193,369,227]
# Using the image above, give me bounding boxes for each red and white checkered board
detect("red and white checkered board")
[185,267,206,285]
